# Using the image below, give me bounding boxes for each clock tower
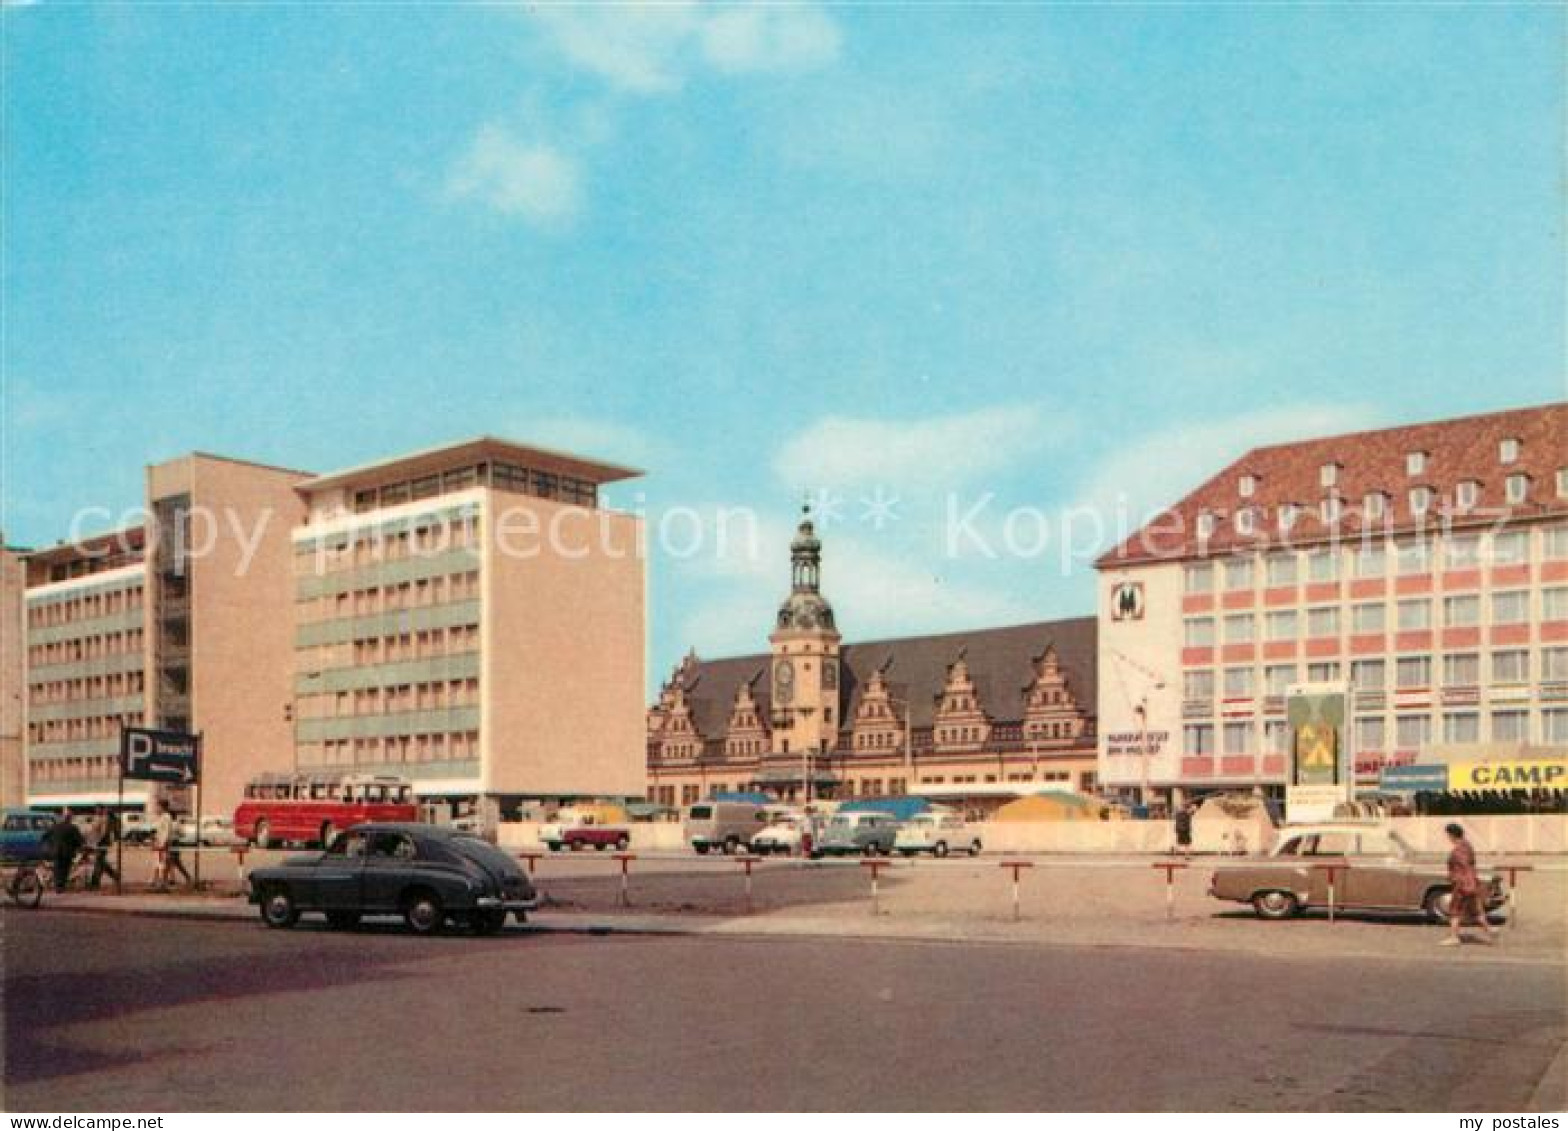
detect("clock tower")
[768,505,842,767]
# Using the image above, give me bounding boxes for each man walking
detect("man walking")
[1440,823,1498,947]
[1173,802,1195,859]
[87,807,120,890]
[44,808,85,893]
[152,800,193,890]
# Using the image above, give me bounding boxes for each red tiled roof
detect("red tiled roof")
[1096,402,1568,567]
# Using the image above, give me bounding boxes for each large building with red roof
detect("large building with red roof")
[1094,402,1568,805]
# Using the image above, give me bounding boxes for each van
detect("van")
[894,812,982,857]
[684,801,769,855]
[811,811,901,858]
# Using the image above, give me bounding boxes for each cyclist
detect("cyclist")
[43,808,85,894]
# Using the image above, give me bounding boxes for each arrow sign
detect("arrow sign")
[121,727,201,784]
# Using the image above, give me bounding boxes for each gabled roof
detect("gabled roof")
[1097,402,1567,567]
[666,617,1097,740]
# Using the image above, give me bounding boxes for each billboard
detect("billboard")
[1285,683,1352,822]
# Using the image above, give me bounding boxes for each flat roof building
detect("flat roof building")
[21,438,647,821]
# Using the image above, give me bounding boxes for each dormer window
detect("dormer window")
[1363,491,1388,520]
[1455,480,1480,511]
[1196,510,1215,540]
[1505,473,1530,504]
[1238,474,1257,499]
[1320,462,1340,488]
[1236,507,1256,536]
[1500,437,1520,464]
[1556,468,1567,498]
[1409,486,1434,516]
[1321,495,1342,524]
[1406,451,1428,476]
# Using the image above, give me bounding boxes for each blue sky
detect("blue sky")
[4,3,1564,689]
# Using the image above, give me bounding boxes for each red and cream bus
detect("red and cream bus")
[233,772,417,849]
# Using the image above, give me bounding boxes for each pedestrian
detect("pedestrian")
[1440,823,1497,947]
[44,808,85,893]
[1173,802,1194,859]
[87,807,120,890]
[152,800,193,890]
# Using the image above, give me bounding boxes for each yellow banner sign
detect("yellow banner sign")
[1451,760,1568,792]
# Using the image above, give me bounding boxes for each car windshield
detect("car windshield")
[689,806,713,820]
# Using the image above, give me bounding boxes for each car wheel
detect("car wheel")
[614,835,630,852]
[261,887,299,929]
[325,910,360,931]
[472,909,507,936]
[1424,887,1453,924]
[548,842,562,852]
[862,843,877,857]
[724,837,739,856]
[969,841,983,857]
[403,890,444,935]
[933,841,949,858]
[319,822,336,850]
[694,843,709,855]
[253,819,272,850]
[1252,890,1300,921]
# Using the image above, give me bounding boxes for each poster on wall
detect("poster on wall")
[1285,683,1352,822]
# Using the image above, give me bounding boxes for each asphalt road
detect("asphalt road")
[5,911,1563,1111]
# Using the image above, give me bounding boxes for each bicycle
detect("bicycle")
[5,860,46,908]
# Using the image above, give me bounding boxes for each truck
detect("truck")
[540,803,632,852]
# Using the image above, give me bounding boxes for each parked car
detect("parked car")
[0,809,57,863]
[120,812,156,845]
[752,813,814,856]
[1208,822,1507,922]
[539,804,631,852]
[684,801,769,855]
[175,816,244,847]
[811,811,901,858]
[894,812,982,858]
[247,822,537,935]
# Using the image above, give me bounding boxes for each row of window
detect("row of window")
[30,670,145,707]
[1183,525,1568,591]
[295,516,482,575]
[296,677,482,720]
[1184,708,1568,756]
[1183,588,1567,646]
[345,462,598,516]
[1185,647,1568,700]
[28,754,118,784]
[296,627,481,675]
[299,729,480,768]
[28,711,141,748]
[298,570,481,624]
[26,585,143,629]
[28,629,144,673]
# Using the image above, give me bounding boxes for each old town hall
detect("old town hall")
[646,507,1099,809]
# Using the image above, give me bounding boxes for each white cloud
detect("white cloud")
[1067,402,1387,543]
[528,2,841,94]
[448,124,580,226]
[700,5,842,74]
[773,404,1053,495]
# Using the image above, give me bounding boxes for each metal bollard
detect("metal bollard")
[1152,861,1188,922]
[612,852,636,907]
[1309,862,1348,924]
[859,858,892,916]
[735,855,759,914]
[999,860,1034,921]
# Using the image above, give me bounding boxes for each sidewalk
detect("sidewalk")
[22,889,1567,968]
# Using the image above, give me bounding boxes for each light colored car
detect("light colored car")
[752,814,812,856]
[684,801,769,855]
[1208,822,1506,922]
[894,812,982,858]
[173,816,245,847]
[811,811,901,858]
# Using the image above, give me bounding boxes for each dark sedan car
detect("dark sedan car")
[247,823,537,935]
